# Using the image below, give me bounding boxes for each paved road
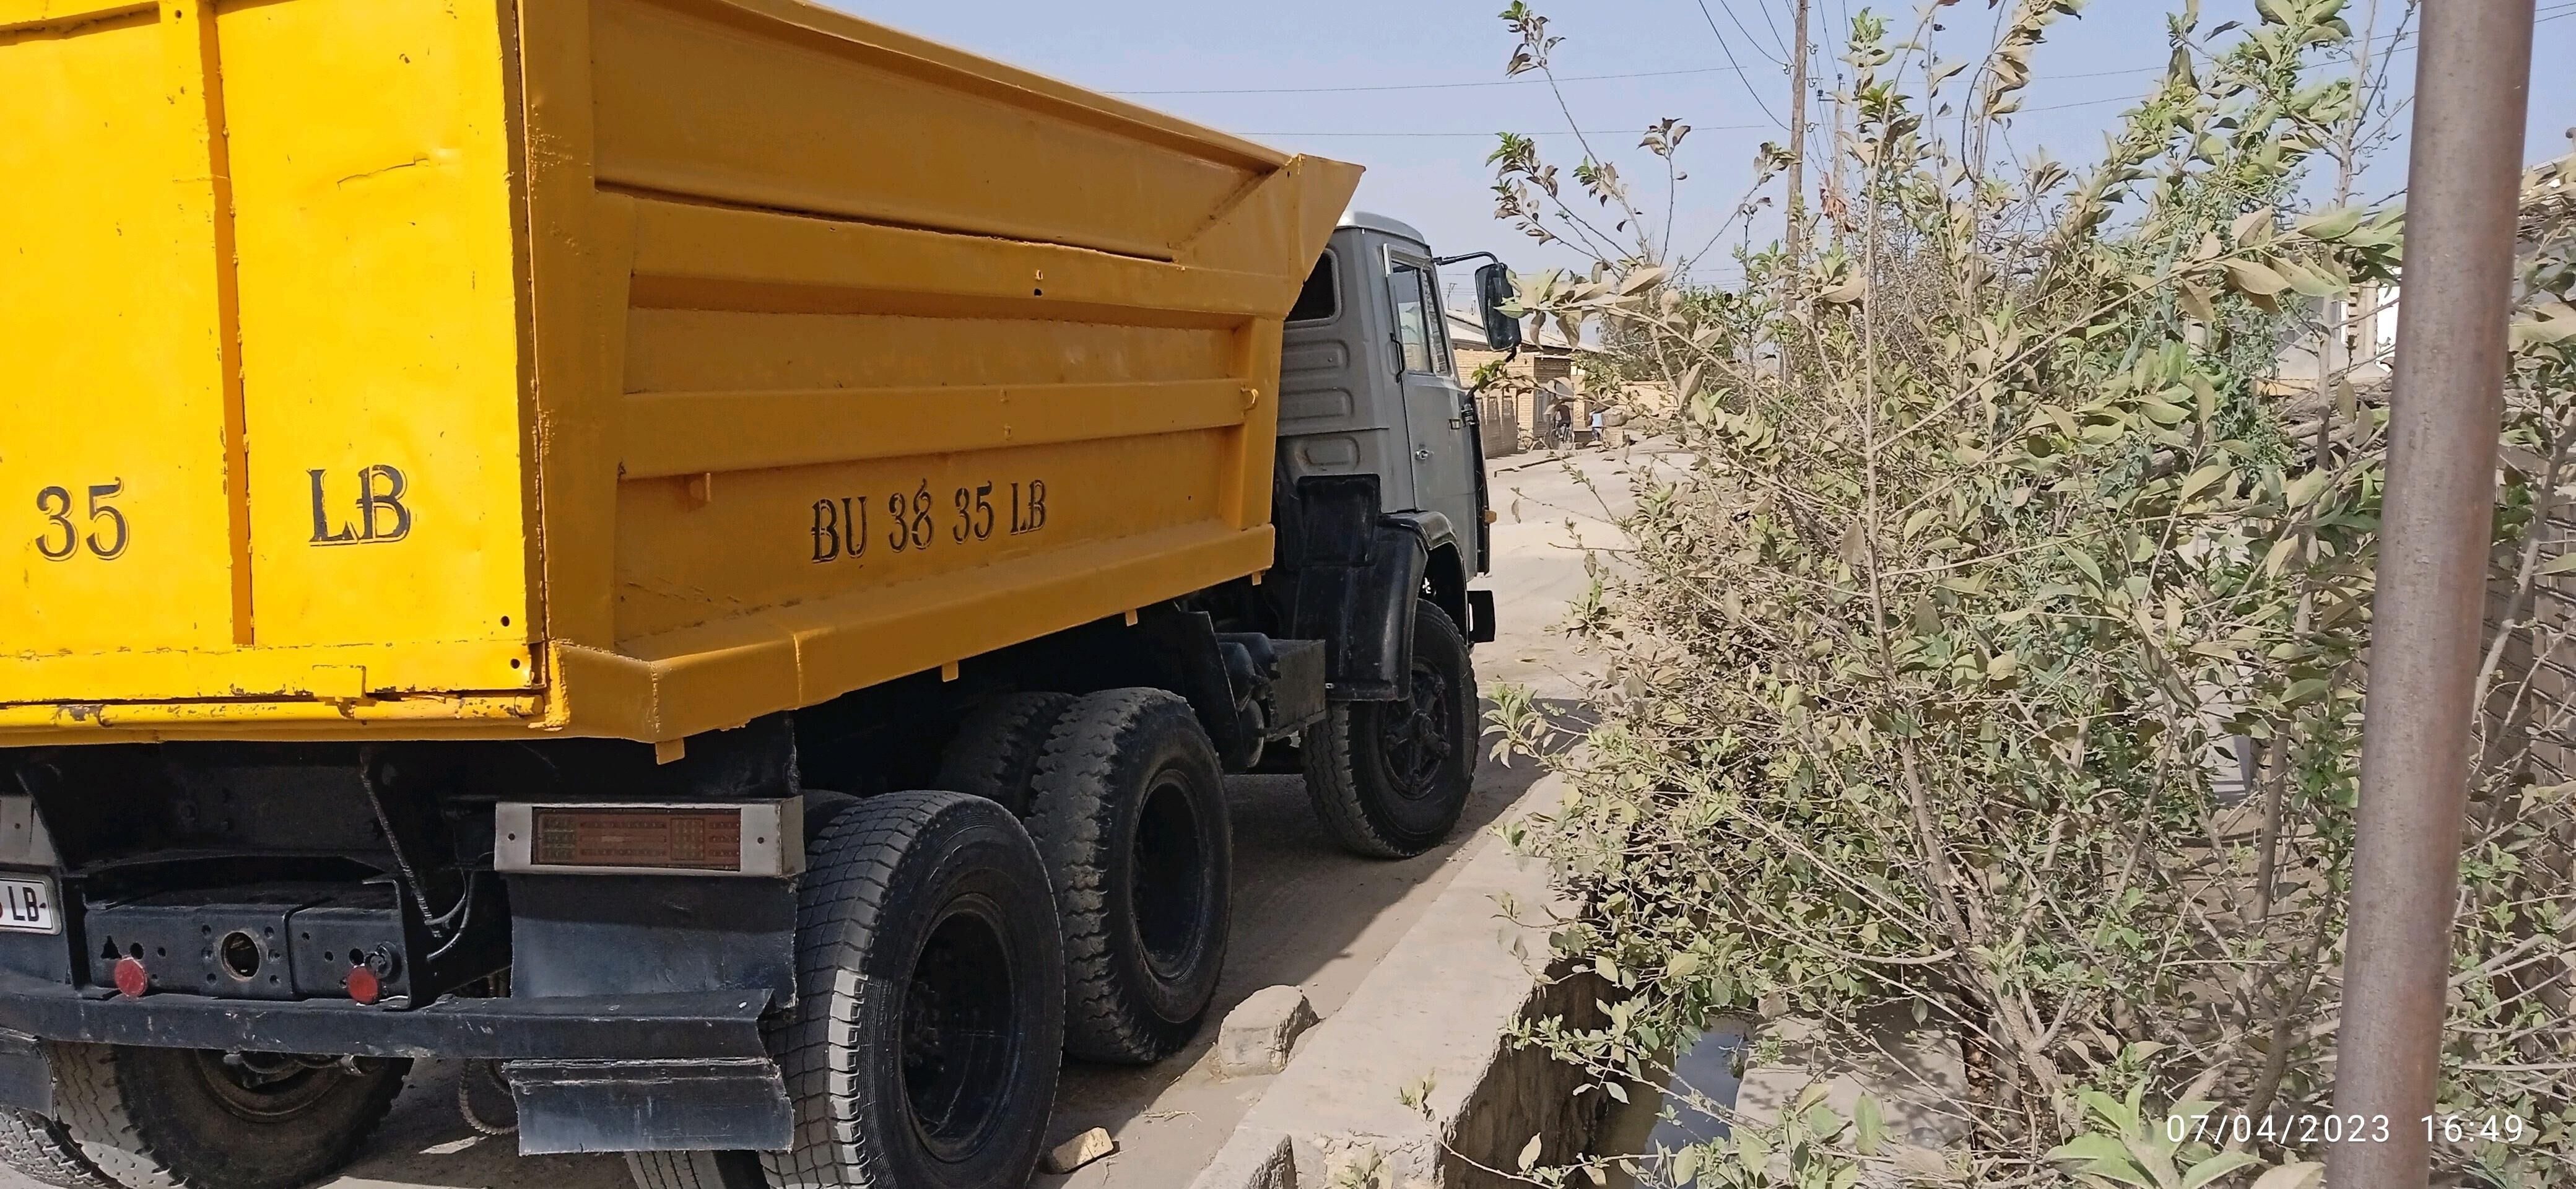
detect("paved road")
[1,443,1686,1189]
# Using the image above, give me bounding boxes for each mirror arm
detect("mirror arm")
[1435,250,1499,268]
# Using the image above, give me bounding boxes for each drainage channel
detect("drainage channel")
[1591,1016,1752,1187]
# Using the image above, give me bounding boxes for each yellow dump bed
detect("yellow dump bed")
[0,0,1359,744]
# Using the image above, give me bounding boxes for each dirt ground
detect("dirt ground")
[0,442,1688,1189]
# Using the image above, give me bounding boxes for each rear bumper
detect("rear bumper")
[0,971,770,1060]
[0,975,791,1152]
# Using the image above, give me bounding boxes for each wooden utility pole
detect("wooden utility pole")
[1783,0,1812,266]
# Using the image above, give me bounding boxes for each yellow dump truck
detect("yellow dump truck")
[0,2,1523,1187]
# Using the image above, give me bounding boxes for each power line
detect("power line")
[1694,0,1788,128]
[1241,126,1764,139]
[1111,63,1752,97]
[1708,0,1788,64]
[1734,0,1794,59]
[1238,4,2576,141]
[1113,4,2574,100]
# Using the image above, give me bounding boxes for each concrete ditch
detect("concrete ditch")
[1187,772,1608,1189]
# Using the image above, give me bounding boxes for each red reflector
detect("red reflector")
[346,965,381,1006]
[111,956,147,998]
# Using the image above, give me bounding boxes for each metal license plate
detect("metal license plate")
[0,876,58,934]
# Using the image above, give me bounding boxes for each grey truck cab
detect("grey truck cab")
[1274,211,1516,659]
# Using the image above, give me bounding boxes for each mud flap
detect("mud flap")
[505,1057,791,1154]
[0,1029,48,1115]
[1289,476,1426,702]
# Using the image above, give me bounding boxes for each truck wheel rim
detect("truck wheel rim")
[901,899,1016,1161]
[188,1052,345,1122]
[1382,658,1456,801]
[1129,769,1207,981]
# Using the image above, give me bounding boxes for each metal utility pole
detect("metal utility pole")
[2330,2,2535,1185]
[1783,0,1811,268]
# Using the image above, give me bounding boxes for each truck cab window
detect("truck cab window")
[1390,261,1441,374]
[1289,251,1340,323]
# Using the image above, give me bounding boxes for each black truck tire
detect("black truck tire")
[1025,689,1231,1064]
[49,1043,404,1189]
[0,1110,116,1189]
[626,1150,767,1189]
[1302,601,1478,858]
[935,692,1076,816]
[760,791,1062,1189]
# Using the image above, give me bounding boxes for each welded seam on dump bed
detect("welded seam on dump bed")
[0,1,150,38]
[174,0,258,647]
[614,379,1253,481]
[596,180,1187,266]
[614,193,1292,333]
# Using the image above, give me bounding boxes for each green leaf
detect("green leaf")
[2263,538,2299,577]
[1518,1133,1544,1171]
[2294,205,2365,240]
[2249,1162,2325,1189]
[2182,1152,2264,1189]
[2048,1135,2154,1187]
[2066,546,2105,587]
[1671,1145,1702,1185]
[2221,259,2291,296]
[2079,1089,2138,1133]
[1853,1094,1886,1156]
[2274,259,2342,298]
[2178,464,2231,501]
[2535,552,2576,577]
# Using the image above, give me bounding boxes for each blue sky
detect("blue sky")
[835,1,2576,290]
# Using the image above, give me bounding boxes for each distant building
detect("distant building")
[1447,303,1599,456]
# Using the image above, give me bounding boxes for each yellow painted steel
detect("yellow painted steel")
[0,0,1362,745]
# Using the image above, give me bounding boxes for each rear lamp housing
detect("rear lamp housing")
[494,799,803,877]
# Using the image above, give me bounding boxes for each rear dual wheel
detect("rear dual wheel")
[45,1044,405,1189]
[759,791,1063,1189]
[1026,690,1232,1065]
[635,689,1233,1189]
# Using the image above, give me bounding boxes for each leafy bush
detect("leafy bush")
[1484,2,2574,1185]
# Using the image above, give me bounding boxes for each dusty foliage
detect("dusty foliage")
[1482,1,2575,1186]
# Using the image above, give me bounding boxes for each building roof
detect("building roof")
[1446,303,1586,354]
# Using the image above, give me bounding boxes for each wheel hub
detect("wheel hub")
[190,1051,351,1122]
[1129,771,1206,980]
[1379,658,1456,799]
[901,903,1016,1162]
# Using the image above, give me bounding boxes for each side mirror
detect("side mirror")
[1476,263,1522,352]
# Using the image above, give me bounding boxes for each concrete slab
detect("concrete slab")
[1186,772,1606,1189]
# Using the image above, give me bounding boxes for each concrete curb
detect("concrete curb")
[1186,773,1603,1189]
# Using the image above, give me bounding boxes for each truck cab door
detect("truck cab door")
[1382,254,1481,573]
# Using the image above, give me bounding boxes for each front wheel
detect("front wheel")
[50,1044,406,1189]
[1302,600,1478,858]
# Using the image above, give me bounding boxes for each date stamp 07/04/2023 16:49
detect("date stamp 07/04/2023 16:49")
[2165,1112,2533,1148]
